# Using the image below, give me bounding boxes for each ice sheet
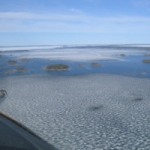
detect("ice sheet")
[0,45,146,61]
[0,74,150,149]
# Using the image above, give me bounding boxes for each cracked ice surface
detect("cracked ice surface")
[0,74,150,150]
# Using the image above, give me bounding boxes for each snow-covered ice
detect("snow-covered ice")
[0,74,150,149]
[0,45,148,61]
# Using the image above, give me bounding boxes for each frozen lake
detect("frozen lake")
[1,45,150,149]
[0,74,150,149]
[0,45,150,78]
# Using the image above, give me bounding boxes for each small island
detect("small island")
[16,67,26,72]
[7,60,18,65]
[142,59,150,63]
[45,64,69,71]
[5,70,15,74]
[145,53,150,56]
[78,64,84,67]
[20,58,30,61]
[91,62,102,67]
[140,72,147,75]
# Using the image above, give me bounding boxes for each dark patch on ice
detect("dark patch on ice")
[118,54,126,56]
[133,97,143,101]
[88,105,103,111]
[0,90,7,98]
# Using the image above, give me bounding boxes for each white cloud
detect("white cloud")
[0,11,150,33]
[1,12,150,22]
[0,12,84,21]
[70,8,83,14]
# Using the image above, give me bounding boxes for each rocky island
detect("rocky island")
[91,62,102,67]
[45,64,69,71]
[16,67,26,72]
[142,59,150,63]
[7,60,18,65]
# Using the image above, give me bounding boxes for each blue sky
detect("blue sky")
[0,0,150,45]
